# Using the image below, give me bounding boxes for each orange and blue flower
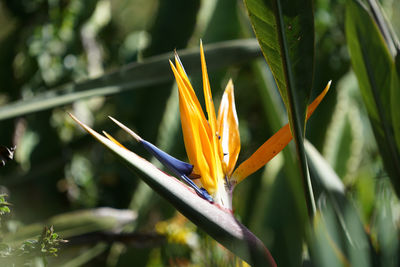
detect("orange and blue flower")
[71,42,330,210]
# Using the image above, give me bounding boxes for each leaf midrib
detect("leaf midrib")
[273,0,316,216]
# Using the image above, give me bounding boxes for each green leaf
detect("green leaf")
[69,114,276,266]
[244,0,316,216]
[258,172,304,266]
[345,0,400,193]
[392,54,400,152]
[0,39,262,121]
[306,143,377,266]
[306,141,345,197]
[60,243,108,267]
[306,141,351,264]
[322,84,364,180]
[244,0,314,118]
[365,0,398,56]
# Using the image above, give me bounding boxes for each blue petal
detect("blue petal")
[140,140,213,202]
[141,140,194,176]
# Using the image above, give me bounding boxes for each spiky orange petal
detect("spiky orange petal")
[231,81,332,183]
[200,41,224,184]
[103,131,128,149]
[170,60,217,192]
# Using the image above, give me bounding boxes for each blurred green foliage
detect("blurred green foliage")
[0,0,399,266]
[0,195,67,266]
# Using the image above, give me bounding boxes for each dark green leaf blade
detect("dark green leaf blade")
[244,0,316,216]
[345,0,400,193]
[244,0,314,123]
[392,54,400,153]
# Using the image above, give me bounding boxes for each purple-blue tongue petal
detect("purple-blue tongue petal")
[140,140,213,202]
[107,115,213,202]
[140,139,193,176]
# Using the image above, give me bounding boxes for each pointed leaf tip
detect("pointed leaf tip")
[69,113,94,134]
[108,116,142,142]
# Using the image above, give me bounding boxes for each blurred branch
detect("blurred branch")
[64,231,165,248]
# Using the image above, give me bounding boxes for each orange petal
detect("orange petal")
[231,81,332,183]
[200,41,218,134]
[170,60,218,192]
[103,131,128,149]
[174,53,206,122]
[232,124,291,184]
[200,41,224,183]
[217,80,241,178]
[306,80,331,120]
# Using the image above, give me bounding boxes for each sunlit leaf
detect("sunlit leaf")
[244,0,316,215]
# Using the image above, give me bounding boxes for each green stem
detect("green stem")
[274,0,316,218]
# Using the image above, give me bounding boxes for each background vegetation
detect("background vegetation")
[0,0,399,266]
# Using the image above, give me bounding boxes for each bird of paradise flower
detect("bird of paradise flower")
[70,42,330,211]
